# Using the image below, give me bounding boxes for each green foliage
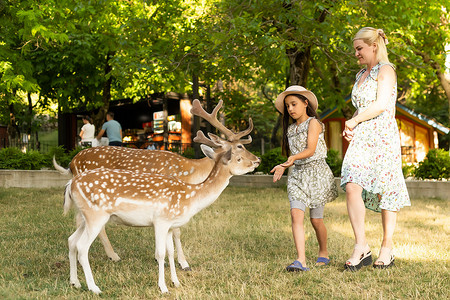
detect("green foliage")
[181,147,196,159]
[402,163,416,178]
[414,149,450,180]
[0,146,83,170]
[255,147,286,174]
[325,149,343,177]
[0,148,46,170]
[255,148,342,176]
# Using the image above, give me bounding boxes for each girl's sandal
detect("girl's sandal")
[344,244,372,272]
[373,247,395,269]
[286,260,310,272]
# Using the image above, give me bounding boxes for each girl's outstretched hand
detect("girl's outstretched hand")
[280,156,296,168]
[270,165,286,182]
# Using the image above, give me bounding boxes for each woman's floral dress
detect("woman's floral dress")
[341,63,410,212]
[287,117,338,208]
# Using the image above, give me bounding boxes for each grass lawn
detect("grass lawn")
[0,186,448,299]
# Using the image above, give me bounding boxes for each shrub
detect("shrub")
[326,149,343,177]
[0,148,47,170]
[0,146,83,170]
[402,162,416,178]
[255,147,286,174]
[414,149,450,180]
[181,147,196,159]
[0,147,24,169]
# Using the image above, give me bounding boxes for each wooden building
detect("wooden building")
[58,92,193,152]
[320,100,450,163]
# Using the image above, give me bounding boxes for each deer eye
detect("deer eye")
[237,145,243,149]
[237,158,242,162]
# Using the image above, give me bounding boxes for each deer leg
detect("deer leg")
[154,223,170,293]
[166,230,180,287]
[77,215,109,294]
[98,226,121,261]
[78,212,120,261]
[68,220,85,289]
[173,227,191,271]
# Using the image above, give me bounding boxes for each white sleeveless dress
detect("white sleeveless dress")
[340,63,411,212]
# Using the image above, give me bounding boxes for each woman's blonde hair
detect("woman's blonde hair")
[353,27,392,66]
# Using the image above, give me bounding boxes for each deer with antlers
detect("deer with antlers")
[64,129,260,294]
[54,100,254,270]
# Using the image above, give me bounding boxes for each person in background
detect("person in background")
[271,85,338,271]
[79,115,95,147]
[96,111,122,146]
[341,27,410,272]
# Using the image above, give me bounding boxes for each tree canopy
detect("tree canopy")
[1,0,449,146]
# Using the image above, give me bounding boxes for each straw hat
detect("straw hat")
[275,85,318,114]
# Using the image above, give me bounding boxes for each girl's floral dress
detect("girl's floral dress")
[287,117,338,208]
[341,63,410,212]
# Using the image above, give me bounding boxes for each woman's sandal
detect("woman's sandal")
[344,244,372,272]
[373,247,395,269]
[286,260,310,272]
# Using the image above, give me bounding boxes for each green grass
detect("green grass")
[0,187,448,299]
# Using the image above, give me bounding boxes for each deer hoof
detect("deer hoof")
[109,253,121,262]
[89,285,102,294]
[70,280,81,289]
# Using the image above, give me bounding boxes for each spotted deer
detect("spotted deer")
[54,99,254,269]
[64,129,261,294]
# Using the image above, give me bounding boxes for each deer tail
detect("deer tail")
[53,156,71,176]
[63,180,73,215]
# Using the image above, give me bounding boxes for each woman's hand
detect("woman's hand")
[342,128,354,142]
[270,165,286,182]
[345,118,359,131]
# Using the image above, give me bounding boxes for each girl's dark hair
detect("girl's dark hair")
[281,94,321,157]
[82,115,92,123]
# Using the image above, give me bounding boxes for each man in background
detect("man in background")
[96,112,122,146]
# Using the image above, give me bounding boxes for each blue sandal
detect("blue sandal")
[286,260,310,272]
[315,257,330,266]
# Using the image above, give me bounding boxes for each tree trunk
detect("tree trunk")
[287,46,311,86]
[93,52,114,134]
[7,98,20,145]
[270,114,282,148]
[192,73,201,158]
[27,92,40,149]
[405,40,450,125]
[205,84,212,134]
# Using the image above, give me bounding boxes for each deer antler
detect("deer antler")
[190,99,253,142]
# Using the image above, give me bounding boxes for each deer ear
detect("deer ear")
[208,133,226,145]
[200,144,216,159]
[221,148,232,164]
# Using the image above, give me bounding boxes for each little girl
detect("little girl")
[271,85,338,271]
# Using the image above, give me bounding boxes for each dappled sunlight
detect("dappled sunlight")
[329,222,354,239]
[393,243,449,261]
[330,220,382,239]
[399,205,449,233]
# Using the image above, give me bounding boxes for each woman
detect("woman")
[79,115,95,147]
[341,27,410,271]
